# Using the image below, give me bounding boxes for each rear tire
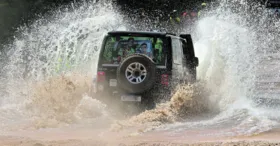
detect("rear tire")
[117,54,156,94]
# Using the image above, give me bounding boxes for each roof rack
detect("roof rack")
[107,31,177,37]
[166,32,176,36]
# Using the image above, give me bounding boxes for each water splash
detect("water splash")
[3,1,124,80]
[0,0,280,139]
[110,82,210,132]
[0,0,126,131]
[185,0,280,135]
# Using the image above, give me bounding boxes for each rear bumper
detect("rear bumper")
[92,89,143,102]
[90,76,171,102]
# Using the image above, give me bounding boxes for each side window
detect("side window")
[154,38,165,65]
[102,36,116,63]
[171,38,183,65]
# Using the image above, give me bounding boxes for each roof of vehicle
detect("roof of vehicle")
[108,31,177,37]
[267,0,280,3]
[265,0,280,8]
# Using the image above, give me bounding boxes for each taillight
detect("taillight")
[97,71,106,82]
[161,74,169,85]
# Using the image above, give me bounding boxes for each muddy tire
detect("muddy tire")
[117,54,156,94]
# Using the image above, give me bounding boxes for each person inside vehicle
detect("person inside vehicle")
[140,43,152,58]
[125,37,137,55]
[117,38,137,61]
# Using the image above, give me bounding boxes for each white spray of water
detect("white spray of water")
[0,1,127,131]
[159,0,280,135]
[0,0,280,138]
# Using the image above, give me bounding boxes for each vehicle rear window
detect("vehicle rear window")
[101,35,165,65]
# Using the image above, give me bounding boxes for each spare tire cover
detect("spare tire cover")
[117,54,156,94]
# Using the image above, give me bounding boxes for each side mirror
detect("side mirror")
[194,57,199,67]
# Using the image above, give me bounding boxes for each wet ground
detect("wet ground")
[1,126,280,145]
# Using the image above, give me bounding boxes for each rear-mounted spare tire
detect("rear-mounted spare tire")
[117,54,156,94]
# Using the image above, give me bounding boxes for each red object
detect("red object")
[182,12,188,16]
[97,71,106,82]
[161,74,169,85]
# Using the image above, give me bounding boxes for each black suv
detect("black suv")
[91,31,199,108]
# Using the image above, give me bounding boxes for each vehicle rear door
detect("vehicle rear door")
[169,35,185,81]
